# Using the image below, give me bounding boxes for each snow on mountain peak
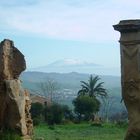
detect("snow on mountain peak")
[48,59,99,67]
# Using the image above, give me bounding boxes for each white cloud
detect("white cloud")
[0,0,40,7]
[0,0,140,42]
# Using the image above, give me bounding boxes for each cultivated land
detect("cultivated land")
[34,123,127,140]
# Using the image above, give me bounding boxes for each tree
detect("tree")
[100,96,116,122]
[78,75,107,98]
[73,95,100,121]
[38,79,60,102]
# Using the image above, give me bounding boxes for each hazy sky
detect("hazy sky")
[0,0,140,75]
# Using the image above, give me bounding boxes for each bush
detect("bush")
[116,120,128,128]
[30,102,44,119]
[0,131,21,140]
[73,95,100,121]
[110,110,128,123]
[62,119,73,125]
[91,123,102,127]
[61,105,74,121]
[44,103,63,125]
[33,117,42,126]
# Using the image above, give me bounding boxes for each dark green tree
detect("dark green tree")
[78,75,107,98]
[73,95,100,121]
[31,102,44,118]
[30,102,44,125]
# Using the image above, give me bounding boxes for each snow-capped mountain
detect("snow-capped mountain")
[47,59,100,67]
[29,59,120,76]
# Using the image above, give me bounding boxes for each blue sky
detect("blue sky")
[0,0,140,75]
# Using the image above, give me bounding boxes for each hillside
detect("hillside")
[20,71,123,115]
[21,71,121,90]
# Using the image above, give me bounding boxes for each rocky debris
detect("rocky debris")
[0,39,33,139]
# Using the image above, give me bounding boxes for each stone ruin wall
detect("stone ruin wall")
[0,39,33,139]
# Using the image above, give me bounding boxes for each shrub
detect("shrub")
[116,120,128,128]
[73,95,100,121]
[0,131,21,140]
[62,119,73,125]
[61,105,74,121]
[33,117,42,126]
[30,102,44,118]
[91,123,102,127]
[110,110,128,122]
[44,103,63,125]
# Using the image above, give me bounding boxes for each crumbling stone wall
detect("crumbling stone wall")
[0,39,33,139]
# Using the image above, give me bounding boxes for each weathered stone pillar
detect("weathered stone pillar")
[0,39,33,140]
[113,20,140,140]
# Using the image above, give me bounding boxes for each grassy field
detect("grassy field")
[34,123,127,140]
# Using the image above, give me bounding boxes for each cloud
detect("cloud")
[0,0,39,7]
[0,0,140,42]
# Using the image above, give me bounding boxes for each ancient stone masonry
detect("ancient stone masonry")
[0,39,33,139]
[113,20,140,140]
